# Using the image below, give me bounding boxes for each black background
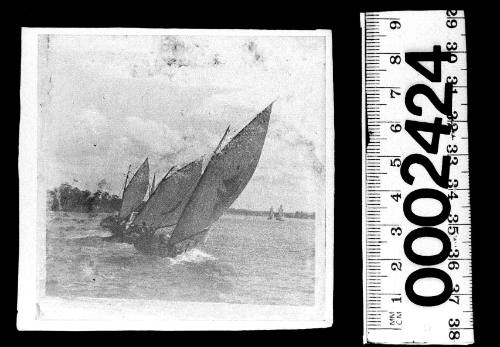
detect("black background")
[6,2,494,345]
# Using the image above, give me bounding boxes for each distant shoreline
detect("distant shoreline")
[47,183,315,220]
[227,208,315,220]
[49,208,316,221]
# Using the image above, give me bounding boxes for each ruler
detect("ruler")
[361,10,473,344]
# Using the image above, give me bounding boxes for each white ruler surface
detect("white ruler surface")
[361,10,473,344]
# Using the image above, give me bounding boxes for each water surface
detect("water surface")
[46,212,315,306]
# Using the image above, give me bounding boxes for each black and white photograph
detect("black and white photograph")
[17,28,334,330]
[13,4,493,345]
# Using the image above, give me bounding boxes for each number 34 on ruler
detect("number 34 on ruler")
[362,10,473,345]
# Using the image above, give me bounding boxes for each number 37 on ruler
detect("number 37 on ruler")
[362,10,473,345]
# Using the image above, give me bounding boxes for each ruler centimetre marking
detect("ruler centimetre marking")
[362,10,473,345]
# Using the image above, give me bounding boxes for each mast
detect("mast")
[213,125,231,155]
[122,164,131,199]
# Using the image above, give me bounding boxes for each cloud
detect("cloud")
[124,116,182,153]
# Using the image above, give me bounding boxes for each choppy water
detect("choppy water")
[45,212,315,306]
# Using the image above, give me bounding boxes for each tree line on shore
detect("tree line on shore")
[47,183,121,213]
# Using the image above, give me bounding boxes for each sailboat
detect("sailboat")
[276,204,285,221]
[268,207,274,220]
[103,102,273,257]
[125,103,273,257]
[100,158,149,233]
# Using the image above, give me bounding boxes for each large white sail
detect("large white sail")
[166,103,273,256]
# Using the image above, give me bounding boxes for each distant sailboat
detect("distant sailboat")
[276,204,284,221]
[268,207,274,220]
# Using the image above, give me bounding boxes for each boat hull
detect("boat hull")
[99,215,121,228]
[132,226,209,257]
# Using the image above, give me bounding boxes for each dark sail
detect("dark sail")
[132,159,203,229]
[167,103,273,255]
[119,158,149,218]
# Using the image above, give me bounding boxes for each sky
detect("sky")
[38,32,327,212]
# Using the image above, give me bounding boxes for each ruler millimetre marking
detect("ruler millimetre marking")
[362,10,473,344]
